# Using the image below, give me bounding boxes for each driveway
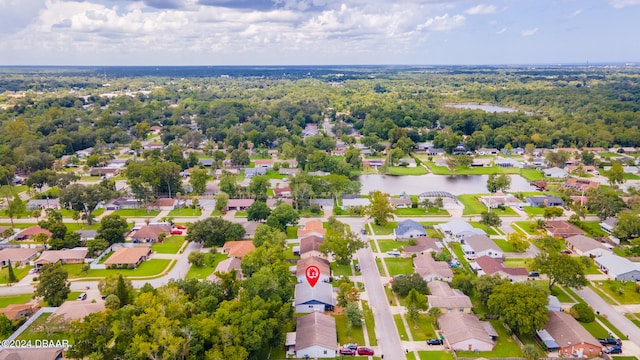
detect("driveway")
[357,247,406,360]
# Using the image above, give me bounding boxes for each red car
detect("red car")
[175,225,187,230]
[338,347,356,355]
[357,347,374,356]
[170,229,183,235]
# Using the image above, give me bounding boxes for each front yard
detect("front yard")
[111,209,160,217]
[185,253,228,280]
[167,208,202,217]
[592,280,640,304]
[152,236,185,254]
[370,222,398,236]
[455,320,522,358]
[384,257,414,276]
[64,259,172,278]
[0,265,32,284]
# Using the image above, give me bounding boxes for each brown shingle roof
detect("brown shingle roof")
[52,300,105,322]
[0,347,64,360]
[546,221,585,238]
[296,257,330,277]
[0,248,40,263]
[295,312,338,352]
[0,304,38,321]
[427,281,472,309]
[475,256,528,277]
[439,312,495,347]
[565,235,609,253]
[297,220,326,237]
[223,240,255,258]
[150,198,176,207]
[34,248,88,265]
[403,237,440,254]
[16,226,51,239]
[299,235,324,255]
[413,253,453,279]
[131,226,171,241]
[544,310,601,348]
[104,247,151,266]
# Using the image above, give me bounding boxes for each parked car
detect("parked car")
[77,293,87,301]
[343,344,358,351]
[176,225,187,230]
[599,338,622,346]
[427,339,443,345]
[560,250,572,254]
[339,347,356,355]
[528,271,540,277]
[170,229,183,235]
[604,346,622,354]
[357,347,374,356]
[355,264,361,272]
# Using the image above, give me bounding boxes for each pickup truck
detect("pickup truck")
[598,338,622,346]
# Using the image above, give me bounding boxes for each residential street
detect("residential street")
[357,247,406,360]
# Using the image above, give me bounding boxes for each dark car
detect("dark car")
[357,347,374,356]
[427,339,443,345]
[355,264,361,272]
[560,249,572,254]
[528,271,540,277]
[599,338,622,346]
[604,346,622,354]
[339,347,356,355]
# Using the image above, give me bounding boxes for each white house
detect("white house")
[565,235,612,257]
[294,282,334,313]
[464,235,503,259]
[439,312,496,352]
[438,220,486,240]
[594,254,640,281]
[544,167,568,178]
[394,219,427,241]
[294,313,337,359]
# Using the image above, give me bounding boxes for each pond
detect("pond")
[445,103,517,113]
[357,174,535,195]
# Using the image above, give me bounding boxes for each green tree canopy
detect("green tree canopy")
[186,217,245,247]
[488,282,549,335]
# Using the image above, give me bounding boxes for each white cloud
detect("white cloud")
[569,9,582,17]
[496,27,506,35]
[609,0,640,8]
[417,13,465,32]
[521,27,538,37]
[464,4,496,15]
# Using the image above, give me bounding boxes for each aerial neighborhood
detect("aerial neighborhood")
[0,66,639,360]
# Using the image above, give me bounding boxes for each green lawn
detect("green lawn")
[407,351,455,360]
[625,313,640,328]
[624,173,640,180]
[286,226,298,239]
[520,169,544,181]
[15,313,71,343]
[375,258,385,276]
[152,236,185,254]
[234,211,248,218]
[494,239,516,253]
[387,166,428,175]
[513,221,542,236]
[384,257,414,276]
[370,222,397,236]
[264,170,286,179]
[406,314,437,341]
[576,221,607,237]
[167,208,202,217]
[457,194,487,215]
[581,319,610,338]
[185,253,228,280]
[376,239,403,253]
[469,222,498,235]
[394,314,409,341]
[64,259,172,278]
[0,294,33,307]
[112,209,160,217]
[333,314,365,346]
[0,265,32,284]
[65,222,101,231]
[331,262,353,278]
[362,301,377,346]
[456,320,522,358]
[425,162,520,176]
[523,206,545,216]
[593,280,640,304]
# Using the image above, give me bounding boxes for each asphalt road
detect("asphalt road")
[357,247,406,360]
[575,287,640,348]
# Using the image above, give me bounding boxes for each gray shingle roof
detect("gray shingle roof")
[395,219,427,237]
[294,282,334,306]
[295,313,337,352]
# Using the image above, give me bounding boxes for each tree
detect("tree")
[230,149,250,166]
[507,232,530,252]
[545,150,570,168]
[480,211,502,227]
[105,294,121,311]
[98,214,129,245]
[543,206,564,220]
[188,251,205,267]
[613,210,640,241]
[6,195,26,228]
[366,190,394,226]
[487,173,511,193]
[7,260,17,283]
[186,217,245,247]
[607,162,625,185]
[219,171,238,197]
[25,169,57,192]
[247,201,271,222]
[474,274,510,306]
[189,168,209,195]
[319,217,364,265]
[59,183,115,225]
[215,191,229,212]
[116,274,132,307]
[391,273,428,297]
[252,224,287,248]
[522,344,541,360]
[345,302,363,327]
[405,288,428,328]
[98,274,133,307]
[532,251,587,291]
[586,187,626,220]
[265,203,299,231]
[337,282,360,307]
[487,282,548,335]
[0,314,13,339]
[570,303,595,323]
[452,273,474,295]
[38,210,67,241]
[34,263,70,307]
[248,175,270,199]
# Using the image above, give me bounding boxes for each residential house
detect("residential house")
[525,196,564,208]
[427,280,472,313]
[294,312,337,359]
[208,257,243,282]
[89,167,119,177]
[564,178,599,192]
[494,158,523,168]
[266,198,294,209]
[416,142,434,151]
[253,159,274,168]
[309,198,333,209]
[438,220,486,240]
[414,253,453,282]
[394,219,427,241]
[544,167,568,178]
[600,218,617,235]
[0,347,64,360]
[34,248,87,268]
[15,226,51,241]
[402,237,441,255]
[565,235,612,257]
[340,197,370,210]
[104,247,152,268]
[75,230,98,242]
[300,235,325,259]
[278,168,300,176]
[226,199,255,211]
[476,148,499,155]
[0,303,39,321]
[0,248,40,267]
[426,148,445,156]
[294,282,334,313]
[245,167,267,178]
[26,198,60,211]
[51,300,105,322]
[479,193,526,209]
[198,159,214,167]
[540,310,603,357]
[274,186,292,198]
[130,225,172,243]
[546,220,585,239]
[296,257,331,284]
[464,235,503,259]
[148,198,177,210]
[105,197,140,210]
[363,159,384,168]
[474,256,528,282]
[570,195,588,206]
[298,220,327,237]
[566,165,597,174]
[222,240,255,258]
[389,197,412,209]
[438,312,496,352]
[594,254,640,281]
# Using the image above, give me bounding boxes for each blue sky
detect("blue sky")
[0,0,639,65]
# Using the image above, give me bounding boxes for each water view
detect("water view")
[358,174,535,195]
[446,103,517,113]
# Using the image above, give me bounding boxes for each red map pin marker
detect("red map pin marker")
[305,265,320,287]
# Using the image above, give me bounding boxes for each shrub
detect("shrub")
[570,303,595,323]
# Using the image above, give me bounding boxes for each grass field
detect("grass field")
[425,162,520,176]
[469,222,498,235]
[457,194,487,215]
[407,351,455,360]
[0,294,33,307]
[15,313,70,343]
[577,221,607,237]
[396,207,449,216]
[384,257,413,276]
[362,301,377,346]
[152,236,185,254]
[64,259,171,278]
[394,314,409,341]
[520,169,544,181]
[376,239,402,253]
[112,209,160,217]
[406,314,437,340]
[494,239,516,253]
[593,280,640,304]
[286,226,298,239]
[370,222,397,235]
[0,265,32,284]
[513,221,542,235]
[331,262,353,277]
[234,211,248,218]
[167,208,202,217]
[333,314,365,345]
[523,206,546,216]
[387,166,428,175]
[185,253,228,280]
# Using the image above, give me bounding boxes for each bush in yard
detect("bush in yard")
[570,303,595,323]
[391,273,428,297]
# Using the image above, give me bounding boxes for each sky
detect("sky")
[0,0,639,66]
